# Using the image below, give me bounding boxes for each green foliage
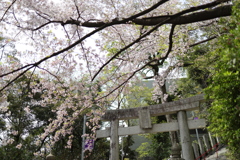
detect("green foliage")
[0,118,6,131]
[85,138,110,160]
[136,142,151,159]
[136,116,171,160]
[205,2,240,158]
[122,84,153,109]
[175,4,240,158]
[136,134,170,160]
[176,45,213,99]
[0,74,45,160]
[120,135,136,160]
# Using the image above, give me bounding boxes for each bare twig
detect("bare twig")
[37,66,62,83]
[189,36,217,47]
[82,46,93,80]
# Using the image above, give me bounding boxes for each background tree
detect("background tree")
[205,2,240,158]
[0,74,48,160]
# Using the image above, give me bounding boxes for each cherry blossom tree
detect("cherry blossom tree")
[0,0,233,156]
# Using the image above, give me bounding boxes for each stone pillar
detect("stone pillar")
[203,134,211,152]
[216,137,221,145]
[198,137,205,156]
[208,132,217,149]
[177,111,194,160]
[169,143,184,160]
[193,143,200,159]
[109,119,119,160]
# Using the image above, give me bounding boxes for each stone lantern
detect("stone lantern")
[169,143,184,160]
[46,153,56,160]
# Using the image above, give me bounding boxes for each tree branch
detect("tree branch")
[132,4,232,26]
[159,24,176,64]
[91,17,171,81]
[0,67,33,92]
[189,36,217,47]
[54,4,232,28]
[96,58,158,102]
[0,0,18,23]
[147,24,176,77]
[32,0,169,31]
[92,0,230,81]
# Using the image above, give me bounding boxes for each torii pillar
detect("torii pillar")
[177,111,194,160]
[109,119,119,160]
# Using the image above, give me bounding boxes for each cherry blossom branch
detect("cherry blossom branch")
[82,46,93,79]
[36,66,62,83]
[189,29,230,47]
[91,18,172,81]
[132,4,231,26]
[0,66,34,92]
[145,24,176,79]
[32,0,169,31]
[36,135,48,152]
[92,0,227,81]
[32,20,63,31]
[29,66,37,85]
[0,0,169,92]
[96,59,160,101]
[38,3,231,28]
[0,64,33,78]
[0,0,231,92]
[0,0,18,22]
[73,0,84,21]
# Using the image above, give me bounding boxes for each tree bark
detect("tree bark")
[63,5,232,27]
[158,82,179,145]
[132,5,232,26]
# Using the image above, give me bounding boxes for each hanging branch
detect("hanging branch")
[91,18,172,81]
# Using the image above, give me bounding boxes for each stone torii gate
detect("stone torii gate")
[96,94,206,160]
